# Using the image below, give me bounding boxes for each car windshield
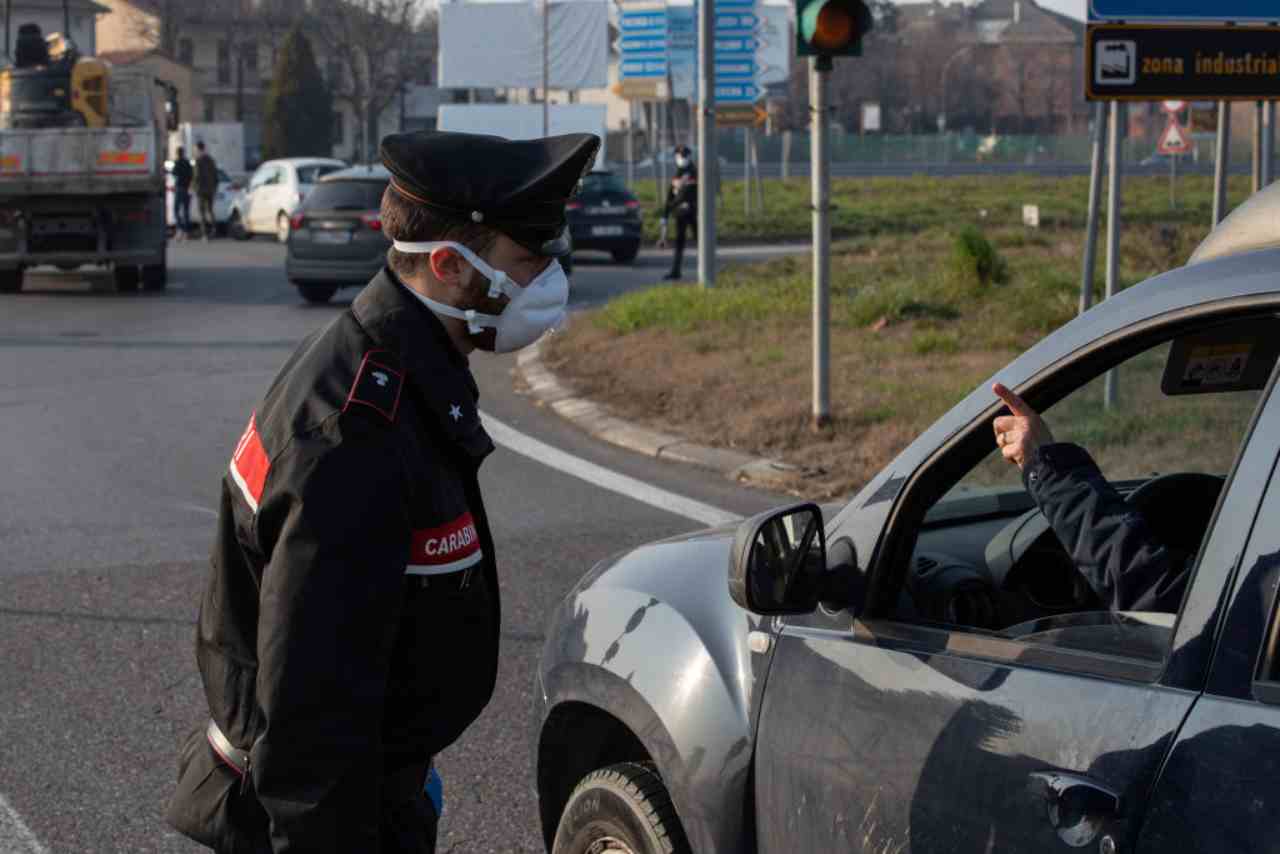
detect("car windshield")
[579,173,629,195]
[297,164,344,184]
[303,180,387,211]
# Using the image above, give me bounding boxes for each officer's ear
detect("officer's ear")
[428,247,473,290]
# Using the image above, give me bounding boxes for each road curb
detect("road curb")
[516,338,805,493]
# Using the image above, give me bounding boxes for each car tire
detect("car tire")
[113,264,140,292]
[276,212,290,244]
[230,212,250,241]
[611,244,640,264]
[142,263,166,291]
[0,267,22,293]
[297,284,337,304]
[551,762,691,854]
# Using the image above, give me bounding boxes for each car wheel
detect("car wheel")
[276,212,290,244]
[551,763,691,854]
[142,263,166,291]
[230,211,250,241]
[0,267,23,293]
[113,264,140,292]
[611,244,640,264]
[296,284,337,304]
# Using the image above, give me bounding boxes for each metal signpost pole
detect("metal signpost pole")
[697,0,716,288]
[1104,100,1122,410]
[743,127,751,217]
[1265,101,1275,186]
[627,101,636,188]
[1254,101,1263,193]
[1081,101,1107,315]
[1214,100,1231,224]
[542,0,550,136]
[811,57,830,429]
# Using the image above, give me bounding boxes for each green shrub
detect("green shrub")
[949,225,1009,288]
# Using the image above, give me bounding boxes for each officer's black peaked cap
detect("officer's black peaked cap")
[380,130,601,256]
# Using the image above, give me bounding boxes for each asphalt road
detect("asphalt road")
[0,239,797,853]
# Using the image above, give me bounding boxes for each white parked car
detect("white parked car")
[165,160,240,235]
[228,157,348,243]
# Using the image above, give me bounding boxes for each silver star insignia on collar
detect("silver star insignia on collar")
[449,404,463,422]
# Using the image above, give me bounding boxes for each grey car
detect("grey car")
[284,165,389,304]
[534,184,1280,854]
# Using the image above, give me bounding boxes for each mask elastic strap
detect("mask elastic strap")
[391,239,517,301]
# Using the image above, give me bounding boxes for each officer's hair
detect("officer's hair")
[381,185,499,281]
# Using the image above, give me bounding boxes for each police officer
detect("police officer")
[658,144,698,281]
[166,130,600,853]
[991,383,1190,612]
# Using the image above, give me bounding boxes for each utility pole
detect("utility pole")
[811,56,830,428]
[696,0,716,288]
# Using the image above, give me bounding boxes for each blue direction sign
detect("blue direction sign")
[716,58,757,77]
[715,35,760,53]
[620,6,667,81]
[1090,0,1277,21]
[717,81,761,102]
[716,11,758,29]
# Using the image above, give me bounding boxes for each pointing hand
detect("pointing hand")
[991,383,1054,471]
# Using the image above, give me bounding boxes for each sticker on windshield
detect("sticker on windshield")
[1182,343,1251,388]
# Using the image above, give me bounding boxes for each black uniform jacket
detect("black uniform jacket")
[1024,442,1190,613]
[168,268,499,852]
[662,164,698,221]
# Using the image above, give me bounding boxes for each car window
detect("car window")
[579,173,629,195]
[884,324,1275,670]
[297,164,343,184]
[303,180,387,210]
[250,166,275,188]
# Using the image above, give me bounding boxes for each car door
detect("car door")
[248,165,280,232]
[753,319,1280,853]
[1135,417,1280,854]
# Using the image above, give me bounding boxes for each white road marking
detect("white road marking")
[481,411,740,528]
[0,793,48,854]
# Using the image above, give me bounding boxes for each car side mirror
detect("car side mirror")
[728,503,828,615]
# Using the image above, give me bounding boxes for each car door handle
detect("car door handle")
[1027,771,1121,848]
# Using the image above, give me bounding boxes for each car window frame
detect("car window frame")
[304,179,387,211]
[855,304,1280,685]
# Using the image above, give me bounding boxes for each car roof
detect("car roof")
[319,164,390,182]
[1190,182,1280,265]
[263,157,348,169]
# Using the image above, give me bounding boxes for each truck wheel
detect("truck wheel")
[297,284,337,304]
[552,763,691,854]
[142,263,166,291]
[114,265,140,292]
[0,268,22,293]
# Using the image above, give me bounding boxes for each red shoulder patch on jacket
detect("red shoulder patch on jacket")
[229,413,269,512]
[344,351,404,423]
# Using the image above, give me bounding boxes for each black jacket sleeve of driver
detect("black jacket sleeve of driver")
[1023,443,1190,613]
[249,433,410,853]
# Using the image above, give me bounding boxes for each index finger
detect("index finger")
[992,382,1037,418]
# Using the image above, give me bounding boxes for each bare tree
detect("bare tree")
[124,0,188,56]
[311,0,433,162]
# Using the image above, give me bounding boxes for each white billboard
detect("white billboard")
[438,0,609,90]
[436,104,608,169]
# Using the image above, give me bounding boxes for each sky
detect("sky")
[894,0,1085,21]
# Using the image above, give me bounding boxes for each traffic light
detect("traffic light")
[796,0,873,68]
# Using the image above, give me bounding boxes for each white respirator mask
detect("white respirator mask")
[392,239,569,353]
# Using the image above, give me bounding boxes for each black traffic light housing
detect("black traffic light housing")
[796,0,873,69]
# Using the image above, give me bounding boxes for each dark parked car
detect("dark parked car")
[284,165,389,304]
[534,185,1280,854]
[566,170,643,264]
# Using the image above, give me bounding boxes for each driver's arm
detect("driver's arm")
[991,384,1189,612]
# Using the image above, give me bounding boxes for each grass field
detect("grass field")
[548,173,1265,497]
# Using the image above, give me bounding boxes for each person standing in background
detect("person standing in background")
[194,141,219,241]
[172,147,193,241]
[657,144,698,281]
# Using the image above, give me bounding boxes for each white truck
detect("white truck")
[0,39,174,294]
[168,121,245,178]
